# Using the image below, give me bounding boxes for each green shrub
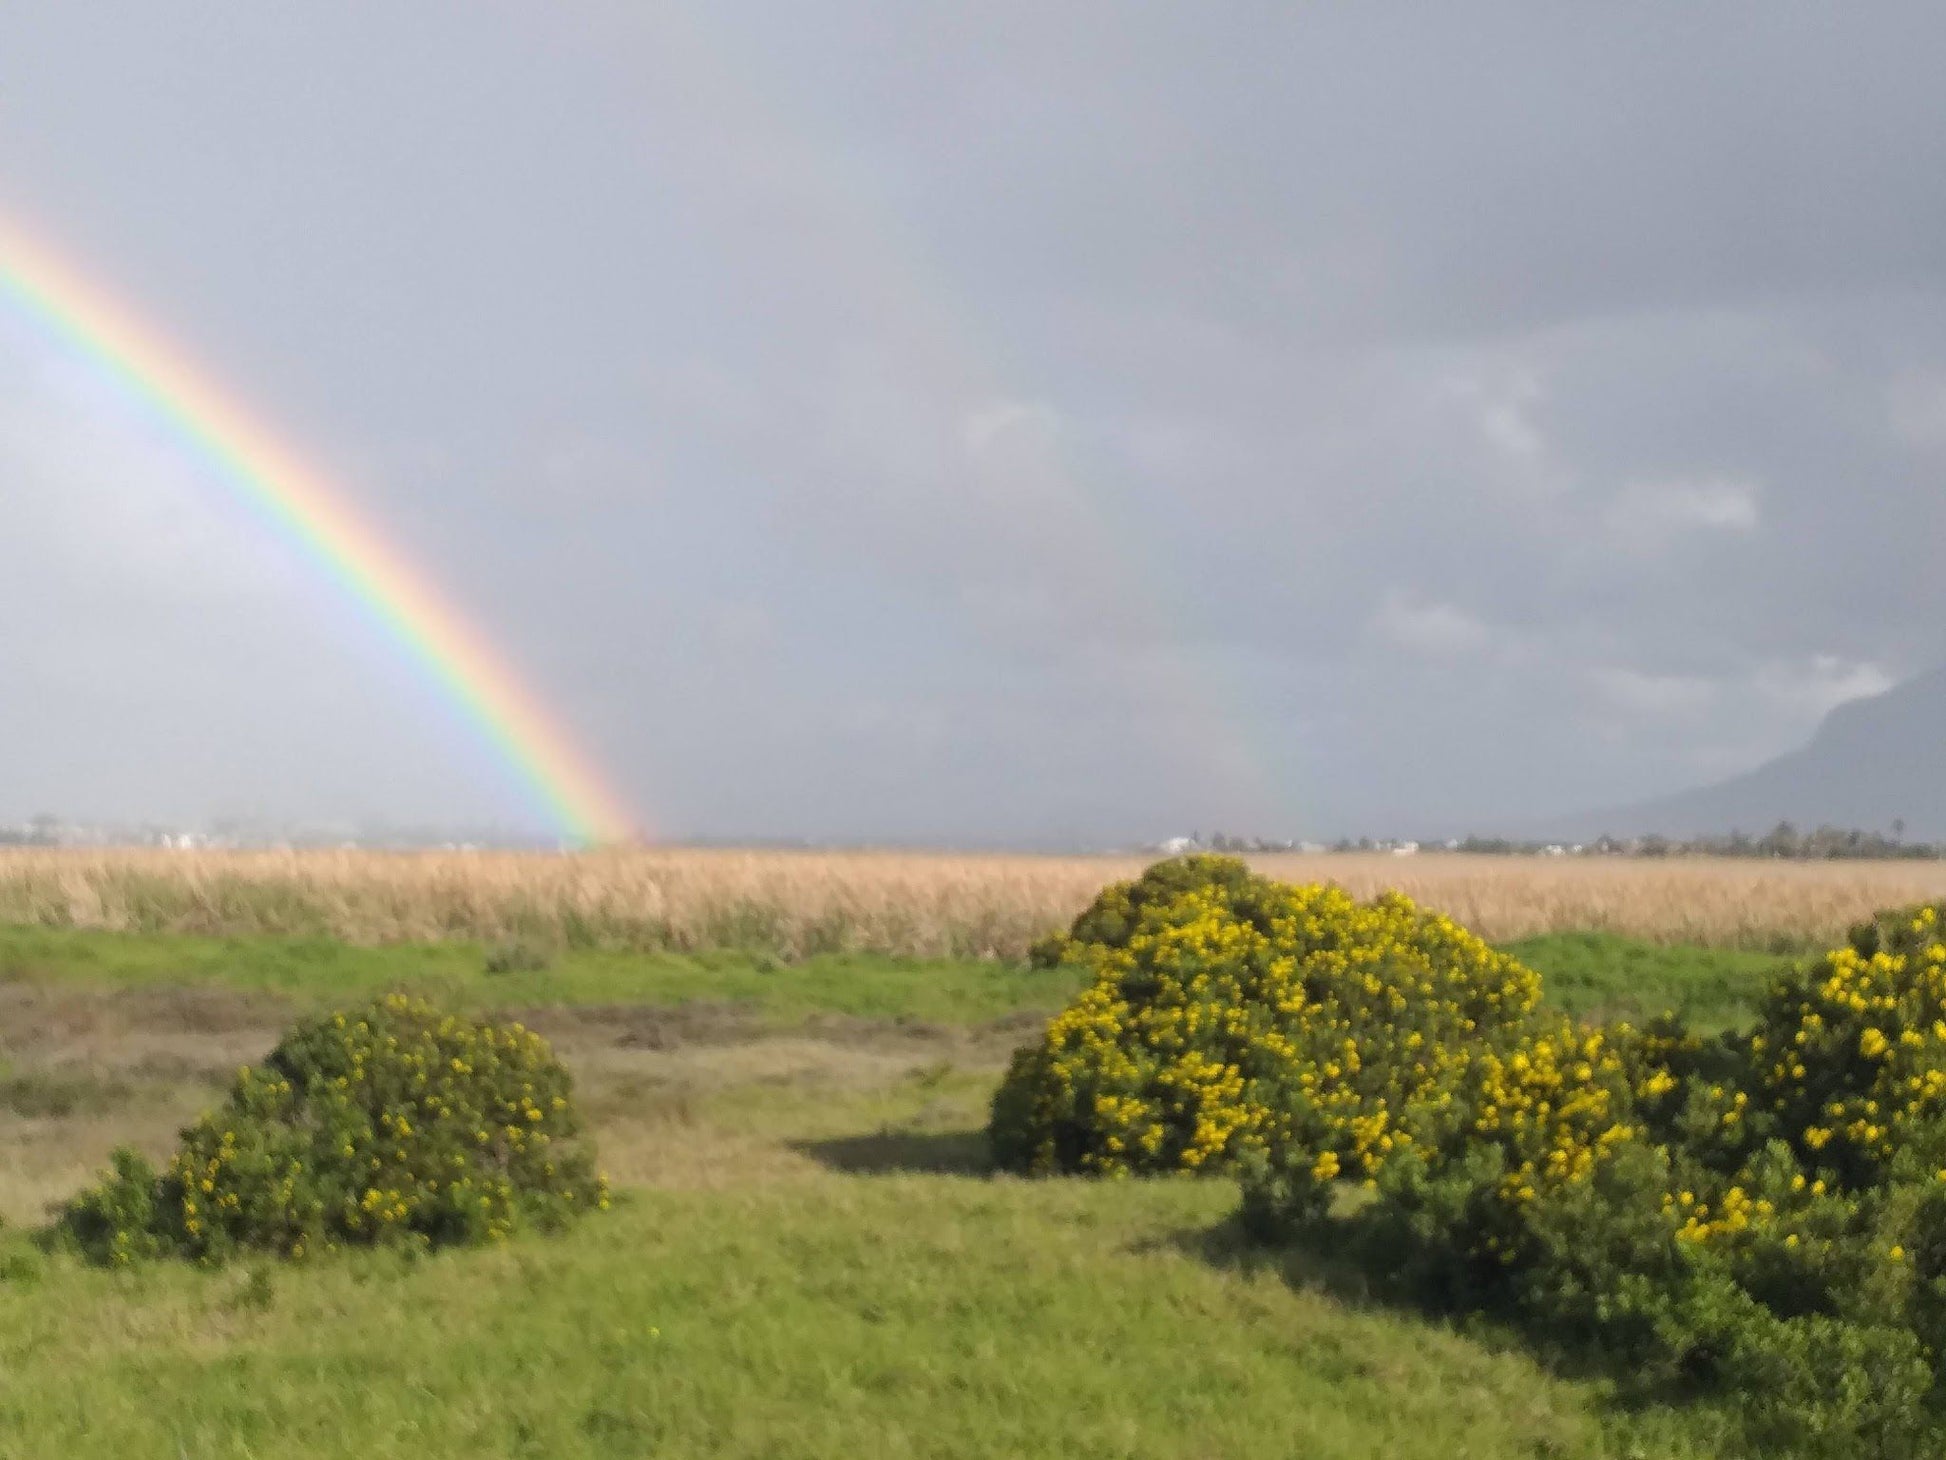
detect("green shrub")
[61,993,607,1265]
[1009,869,1946,1452]
[1303,1129,1942,1454]
[991,855,1545,1178]
[1240,902,1946,1454]
[1748,903,1946,1188]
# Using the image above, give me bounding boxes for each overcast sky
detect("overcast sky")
[2,4,1943,844]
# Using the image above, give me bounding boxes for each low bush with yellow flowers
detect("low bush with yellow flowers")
[990,855,1544,1188]
[1001,864,1946,1455]
[1283,902,1946,1456]
[60,993,608,1265]
[1748,903,1946,1187]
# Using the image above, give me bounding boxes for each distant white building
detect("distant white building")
[1157,836,1199,855]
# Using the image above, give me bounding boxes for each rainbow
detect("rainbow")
[0,218,638,846]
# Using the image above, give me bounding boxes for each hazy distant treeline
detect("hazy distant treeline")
[1441,824,1945,861]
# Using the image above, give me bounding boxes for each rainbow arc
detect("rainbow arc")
[0,218,637,846]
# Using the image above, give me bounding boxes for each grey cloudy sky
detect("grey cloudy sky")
[2,4,1943,844]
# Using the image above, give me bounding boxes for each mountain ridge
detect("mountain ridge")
[1562,663,1946,841]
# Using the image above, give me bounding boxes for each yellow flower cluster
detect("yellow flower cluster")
[1662,1182,1778,1244]
[1468,1021,1639,1206]
[991,857,1544,1178]
[1753,904,1946,1181]
[1426,910,1946,1276]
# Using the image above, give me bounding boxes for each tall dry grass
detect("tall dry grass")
[5,847,1946,957]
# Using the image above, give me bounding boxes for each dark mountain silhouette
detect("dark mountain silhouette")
[1569,664,1946,841]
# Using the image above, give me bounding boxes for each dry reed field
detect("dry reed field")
[5,846,1946,956]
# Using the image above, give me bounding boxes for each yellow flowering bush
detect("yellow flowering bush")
[61,993,608,1265]
[991,856,1544,1183]
[1274,904,1946,1456]
[1009,866,1946,1449]
[1750,904,1946,1186]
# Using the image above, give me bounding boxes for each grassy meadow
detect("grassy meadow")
[0,882,1813,1459]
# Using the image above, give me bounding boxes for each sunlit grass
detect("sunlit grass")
[1506,931,1791,1032]
[0,922,1810,1455]
[0,1104,1718,1460]
[0,925,1084,1024]
[0,920,1790,1034]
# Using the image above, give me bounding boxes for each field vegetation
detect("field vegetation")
[0,891,1792,1457]
[996,858,1946,1455]
[14,850,1938,1456]
[6,845,1946,956]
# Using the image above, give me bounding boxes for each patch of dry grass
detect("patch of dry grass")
[4,845,1945,957]
[0,844,1938,961]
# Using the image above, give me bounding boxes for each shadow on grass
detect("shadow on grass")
[791,1126,992,1176]
[1149,1209,1751,1443]
[1136,1210,1404,1316]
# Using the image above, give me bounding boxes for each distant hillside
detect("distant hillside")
[1570,664,1946,842]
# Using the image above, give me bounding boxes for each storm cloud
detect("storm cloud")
[2,4,1941,842]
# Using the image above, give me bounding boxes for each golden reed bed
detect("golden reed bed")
[4,847,1946,958]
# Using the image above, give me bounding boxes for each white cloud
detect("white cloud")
[1437,365,1546,460]
[1603,476,1760,542]
[1479,379,1546,463]
[1372,590,1491,658]
[1587,666,1719,719]
[961,398,1060,455]
[1752,654,1895,718]
[1586,654,1894,734]
[1435,363,1571,497]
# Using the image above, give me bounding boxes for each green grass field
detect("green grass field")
[0,925,1088,1023]
[0,925,1798,1457]
[0,923,1791,1027]
[1502,931,1789,1032]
